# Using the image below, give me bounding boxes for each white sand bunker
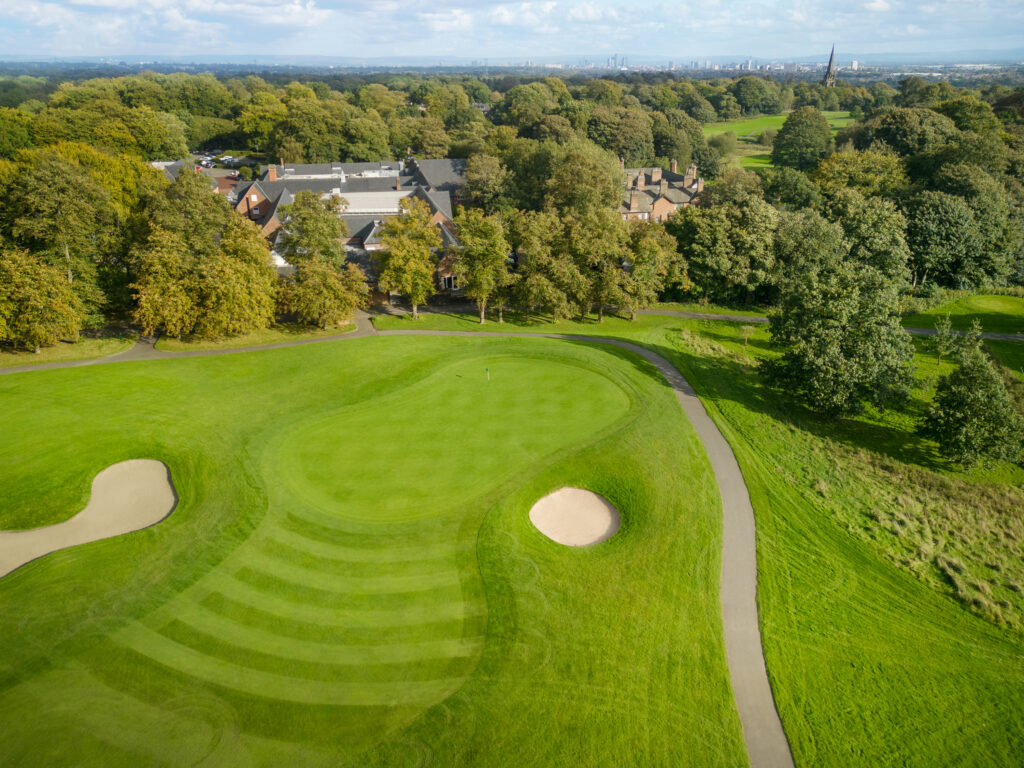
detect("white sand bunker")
[528,487,620,546]
[0,459,177,579]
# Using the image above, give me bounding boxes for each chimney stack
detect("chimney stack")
[629,191,640,211]
[659,179,668,195]
[696,178,705,194]
[670,158,678,174]
[685,164,698,186]
[396,175,401,190]
[635,173,645,191]
[650,166,662,183]
[267,165,277,182]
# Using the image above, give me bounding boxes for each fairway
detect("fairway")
[703,111,852,169]
[0,336,745,766]
[903,294,1024,336]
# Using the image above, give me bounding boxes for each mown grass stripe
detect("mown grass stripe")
[202,571,482,628]
[242,546,463,594]
[114,623,468,706]
[197,590,483,646]
[265,524,463,564]
[157,619,477,684]
[231,565,466,611]
[163,599,484,665]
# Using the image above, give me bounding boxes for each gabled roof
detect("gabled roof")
[409,158,467,192]
[412,186,454,220]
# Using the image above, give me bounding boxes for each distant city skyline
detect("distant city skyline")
[0,0,1022,62]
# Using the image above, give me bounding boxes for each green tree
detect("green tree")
[130,227,198,339]
[905,190,983,288]
[766,210,915,417]
[452,209,512,323]
[920,345,1024,467]
[829,189,911,283]
[772,106,833,171]
[509,209,586,322]
[377,197,442,320]
[560,208,627,322]
[622,220,680,320]
[463,154,511,211]
[277,190,348,268]
[932,313,957,366]
[0,247,83,352]
[667,198,778,303]
[284,261,368,329]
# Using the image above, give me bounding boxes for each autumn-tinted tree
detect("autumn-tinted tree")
[284,261,368,329]
[920,345,1024,467]
[193,217,278,338]
[130,227,198,339]
[452,209,512,323]
[0,149,117,321]
[0,247,83,352]
[811,149,909,199]
[771,106,833,170]
[377,197,442,319]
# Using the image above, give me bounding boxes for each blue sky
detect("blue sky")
[0,0,1021,60]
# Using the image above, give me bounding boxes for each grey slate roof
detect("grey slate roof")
[409,158,467,191]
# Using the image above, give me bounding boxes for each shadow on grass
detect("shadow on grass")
[651,332,946,472]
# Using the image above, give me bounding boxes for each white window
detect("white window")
[250,194,258,201]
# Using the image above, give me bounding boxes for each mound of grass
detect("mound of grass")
[0,335,743,766]
[0,337,132,368]
[155,321,355,351]
[377,311,1024,764]
[903,294,1024,336]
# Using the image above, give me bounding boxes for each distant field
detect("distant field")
[704,111,852,169]
[903,294,1024,336]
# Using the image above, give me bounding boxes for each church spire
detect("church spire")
[822,45,837,87]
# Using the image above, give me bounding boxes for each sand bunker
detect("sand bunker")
[528,487,620,546]
[0,459,177,579]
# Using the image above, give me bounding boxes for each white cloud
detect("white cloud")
[864,0,890,11]
[489,2,556,27]
[418,7,473,32]
[567,2,617,22]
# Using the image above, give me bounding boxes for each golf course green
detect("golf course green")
[0,335,744,766]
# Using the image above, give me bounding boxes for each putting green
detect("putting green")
[0,337,743,766]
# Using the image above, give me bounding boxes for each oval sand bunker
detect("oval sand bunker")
[0,459,177,578]
[529,487,620,546]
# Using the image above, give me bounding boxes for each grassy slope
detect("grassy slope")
[375,309,1024,766]
[903,294,1024,336]
[0,336,743,767]
[0,337,133,368]
[155,321,355,351]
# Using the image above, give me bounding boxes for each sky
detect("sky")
[0,0,1021,61]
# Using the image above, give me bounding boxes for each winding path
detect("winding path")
[0,309,810,766]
